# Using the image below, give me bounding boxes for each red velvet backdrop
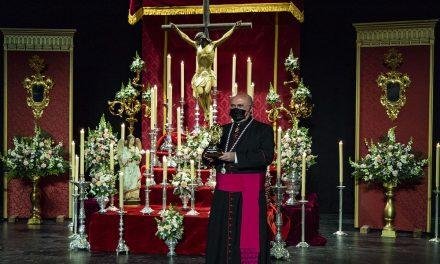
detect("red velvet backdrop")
[358,46,430,231]
[6,51,70,218]
[139,6,301,147]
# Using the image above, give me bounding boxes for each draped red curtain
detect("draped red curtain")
[358,46,430,231]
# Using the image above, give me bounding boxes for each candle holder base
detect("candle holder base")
[116,210,129,255]
[186,209,200,216]
[429,237,440,243]
[140,206,154,215]
[270,241,290,260]
[333,230,347,236]
[107,205,119,212]
[69,234,91,251]
[295,241,310,248]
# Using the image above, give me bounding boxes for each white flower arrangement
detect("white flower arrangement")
[284,49,300,73]
[89,169,115,197]
[179,127,212,163]
[293,79,312,101]
[1,126,68,179]
[350,127,427,185]
[266,82,281,105]
[280,126,316,180]
[142,89,151,102]
[155,206,184,241]
[115,81,139,100]
[130,52,145,73]
[85,115,118,173]
[171,168,192,196]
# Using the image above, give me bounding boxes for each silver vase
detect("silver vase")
[283,171,301,205]
[180,194,190,210]
[165,238,177,256]
[96,196,109,214]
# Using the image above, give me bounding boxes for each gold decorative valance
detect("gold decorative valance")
[128,2,304,25]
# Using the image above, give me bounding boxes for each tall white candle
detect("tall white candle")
[80,129,85,176]
[153,85,158,128]
[71,141,75,179]
[167,54,171,86]
[150,86,155,130]
[436,143,439,189]
[145,150,150,172]
[276,127,282,183]
[339,141,343,185]
[232,54,236,91]
[248,82,254,99]
[121,123,125,141]
[301,152,306,199]
[177,107,182,149]
[180,61,185,100]
[75,155,79,182]
[167,83,173,124]
[162,156,168,184]
[119,171,124,209]
[110,142,114,174]
[246,57,252,91]
[232,83,238,97]
[190,160,195,179]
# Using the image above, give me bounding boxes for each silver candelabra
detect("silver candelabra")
[160,123,175,152]
[68,182,78,239]
[107,194,119,212]
[116,210,129,255]
[159,182,168,215]
[193,101,201,134]
[270,179,289,259]
[333,185,347,236]
[150,126,160,168]
[430,188,440,243]
[212,86,218,124]
[140,171,154,215]
[296,198,310,248]
[186,182,199,216]
[179,98,185,132]
[69,178,90,251]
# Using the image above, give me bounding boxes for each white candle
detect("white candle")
[75,155,79,182]
[167,54,171,86]
[232,83,238,97]
[119,171,124,209]
[248,82,254,99]
[209,105,213,127]
[339,141,343,185]
[177,107,182,149]
[190,160,195,179]
[246,57,252,91]
[180,61,184,100]
[301,152,306,199]
[121,123,125,141]
[150,86,155,130]
[167,83,173,124]
[145,150,150,172]
[232,54,236,91]
[276,127,282,183]
[153,85,158,128]
[110,142,114,174]
[71,141,75,179]
[80,129,85,176]
[436,143,439,189]
[162,156,168,184]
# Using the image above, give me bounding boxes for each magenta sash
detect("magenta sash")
[216,172,264,264]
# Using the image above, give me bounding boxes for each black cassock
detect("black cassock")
[205,118,274,264]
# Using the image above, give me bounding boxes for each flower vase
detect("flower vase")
[180,194,190,210]
[283,172,301,205]
[381,182,397,238]
[28,175,42,225]
[165,238,177,256]
[96,196,109,214]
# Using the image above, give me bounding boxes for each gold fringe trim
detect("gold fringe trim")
[128,2,304,25]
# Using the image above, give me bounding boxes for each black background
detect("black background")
[0,1,439,218]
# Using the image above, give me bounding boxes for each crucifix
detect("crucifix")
[161,0,252,120]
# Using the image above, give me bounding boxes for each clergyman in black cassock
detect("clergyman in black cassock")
[204,93,274,264]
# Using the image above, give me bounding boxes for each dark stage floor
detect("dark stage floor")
[0,214,438,263]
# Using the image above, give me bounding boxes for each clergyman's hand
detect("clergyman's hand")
[218,152,235,162]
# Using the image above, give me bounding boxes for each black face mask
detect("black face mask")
[229,108,246,122]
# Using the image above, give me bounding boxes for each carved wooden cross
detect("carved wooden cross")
[161,0,251,38]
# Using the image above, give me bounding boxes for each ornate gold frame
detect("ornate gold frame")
[376,48,411,121]
[22,55,54,120]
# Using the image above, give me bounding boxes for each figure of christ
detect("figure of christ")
[170,21,241,119]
